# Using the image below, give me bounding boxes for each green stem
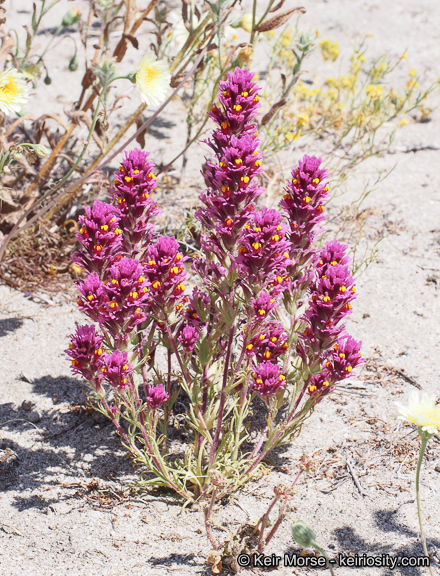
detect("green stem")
[250,0,276,45]
[313,545,335,576]
[0,150,11,174]
[250,0,257,44]
[416,432,434,576]
[232,374,250,461]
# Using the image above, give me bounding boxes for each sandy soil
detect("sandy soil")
[1,1,440,575]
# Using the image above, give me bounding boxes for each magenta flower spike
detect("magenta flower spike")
[325,334,364,380]
[196,67,264,256]
[100,350,133,390]
[146,383,170,410]
[144,236,187,314]
[178,324,200,353]
[74,200,122,275]
[237,207,293,295]
[251,361,286,398]
[76,272,107,322]
[245,322,289,362]
[102,256,150,337]
[280,155,330,261]
[66,324,104,393]
[110,148,162,254]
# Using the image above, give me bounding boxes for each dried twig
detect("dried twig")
[394,370,422,390]
[346,459,370,498]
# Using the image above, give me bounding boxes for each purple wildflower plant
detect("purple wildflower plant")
[67,67,365,515]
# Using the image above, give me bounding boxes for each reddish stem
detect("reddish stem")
[259,470,302,551]
[204,486,219,550]
[258,495,278,552]
[162,348,172,455]
[209,326,235,469]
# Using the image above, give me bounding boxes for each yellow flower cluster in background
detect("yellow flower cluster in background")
[258,31,433,156]
[320,39,340,62]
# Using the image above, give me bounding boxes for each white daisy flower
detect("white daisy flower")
[0,68,28,116]
[136,52,171,108]
[396,391,440,435]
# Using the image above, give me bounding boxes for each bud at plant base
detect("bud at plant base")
[291,520,316,548]
[32,144,50,158]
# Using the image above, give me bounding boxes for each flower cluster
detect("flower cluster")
[299,241,364,394]
[196,67,264,255]
[237,207,292,294]
[76,257,149,339]
[66,325,104,392]
[110,148,162,254]
[303,241,357,349]
[70,149,167,384]
[74,201,122,275]
[325,335,363,381]
[178,324,200,353]
[146,383,169,410]
[103,257,150,332]
[76,272,107,322]
[144,236,187,315]
[280,155,330,259]
[251,361,286,398]
[100,350,133,390]
[245,322,289,362]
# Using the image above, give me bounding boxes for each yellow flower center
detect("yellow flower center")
[0,78,19,101]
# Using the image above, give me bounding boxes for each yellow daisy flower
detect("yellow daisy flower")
[0,68,28,116]
[136,52,171,108]
[396,391,440,435]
